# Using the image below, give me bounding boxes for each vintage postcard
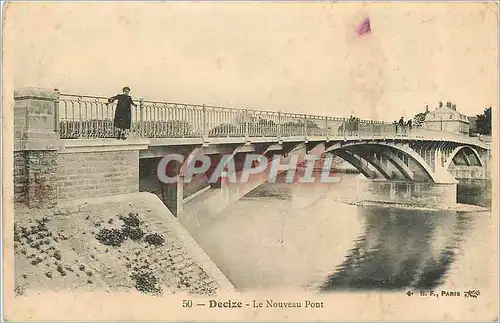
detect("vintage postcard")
[2,1,498,321]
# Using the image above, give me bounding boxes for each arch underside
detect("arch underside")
[327,142,485,183]
[327,143,437,183]
[448,146,483,167]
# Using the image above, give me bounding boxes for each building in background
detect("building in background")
[421,101,470,135]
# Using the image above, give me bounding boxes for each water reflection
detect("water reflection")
[185,174,492,291]
[319,210,473,291]
[457,179,492,207]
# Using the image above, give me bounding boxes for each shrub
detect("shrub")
[96,228,127,247]
[144,233,165,246]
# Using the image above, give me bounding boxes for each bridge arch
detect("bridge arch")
[444,145,483,169]
[325,142,441,183]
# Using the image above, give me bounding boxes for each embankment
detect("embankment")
[14,192,233,296]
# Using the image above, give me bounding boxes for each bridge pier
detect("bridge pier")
[14,87,61,208]
[158,158,186,217]
[162,175,184,217]
[358,179,457,207]
[158,151,253,217]
[207,154,225,189]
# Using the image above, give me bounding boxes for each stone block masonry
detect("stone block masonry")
[13,86,148,208]
[14,87,60,208]
[14,150,59,208]
[14,152,28,204]
[57,150,139,200]
[28,151,59,207]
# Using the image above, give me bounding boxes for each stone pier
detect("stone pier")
[14,87,61,208]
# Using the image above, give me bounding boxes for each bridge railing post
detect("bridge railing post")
[244,109,249,140]
[53,89,60,135]
[277,111,282,139]
[325,116,329,140]
[139,98,144,138]
[76,97,84,139]
[202,105,208,142]
[304,114,308,137]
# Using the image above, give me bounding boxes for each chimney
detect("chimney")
[452,104,456,111]
[439,101,443,108]
[446,101,451,108]
[425,105,429,113]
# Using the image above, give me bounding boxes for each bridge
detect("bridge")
[13,87,491,221]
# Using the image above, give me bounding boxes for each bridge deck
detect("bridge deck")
[60,131,491,151]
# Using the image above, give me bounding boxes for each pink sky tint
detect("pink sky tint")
[356,17,372,36]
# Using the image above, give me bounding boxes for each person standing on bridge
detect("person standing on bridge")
[398,117,405,135]
[106,86,137,140]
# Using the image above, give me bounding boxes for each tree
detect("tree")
[410,105,431,128]
[475,107,492,135]
[412,112,428,127]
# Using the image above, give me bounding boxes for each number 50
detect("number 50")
[183,300,193,308]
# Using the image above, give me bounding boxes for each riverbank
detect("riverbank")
[342,199,490,212]
[13,192,233,296]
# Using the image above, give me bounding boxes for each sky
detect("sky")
[3,2,498,121]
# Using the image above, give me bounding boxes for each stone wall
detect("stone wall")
[57,150,139,200]
[448,165,486,180]
[27,151,59,207]
[14,150,59,208]
[483,152,492,179]
[14,152,28,203]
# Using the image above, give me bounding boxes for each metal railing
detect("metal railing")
[54,91,480,144]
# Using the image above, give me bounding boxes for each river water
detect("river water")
[187,173,494,292]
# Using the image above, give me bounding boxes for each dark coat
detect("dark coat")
[108,94,136,130]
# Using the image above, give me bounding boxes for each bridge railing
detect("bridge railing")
[56,92,396,140]
[56,91,482,144]
[57,94,119,139]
